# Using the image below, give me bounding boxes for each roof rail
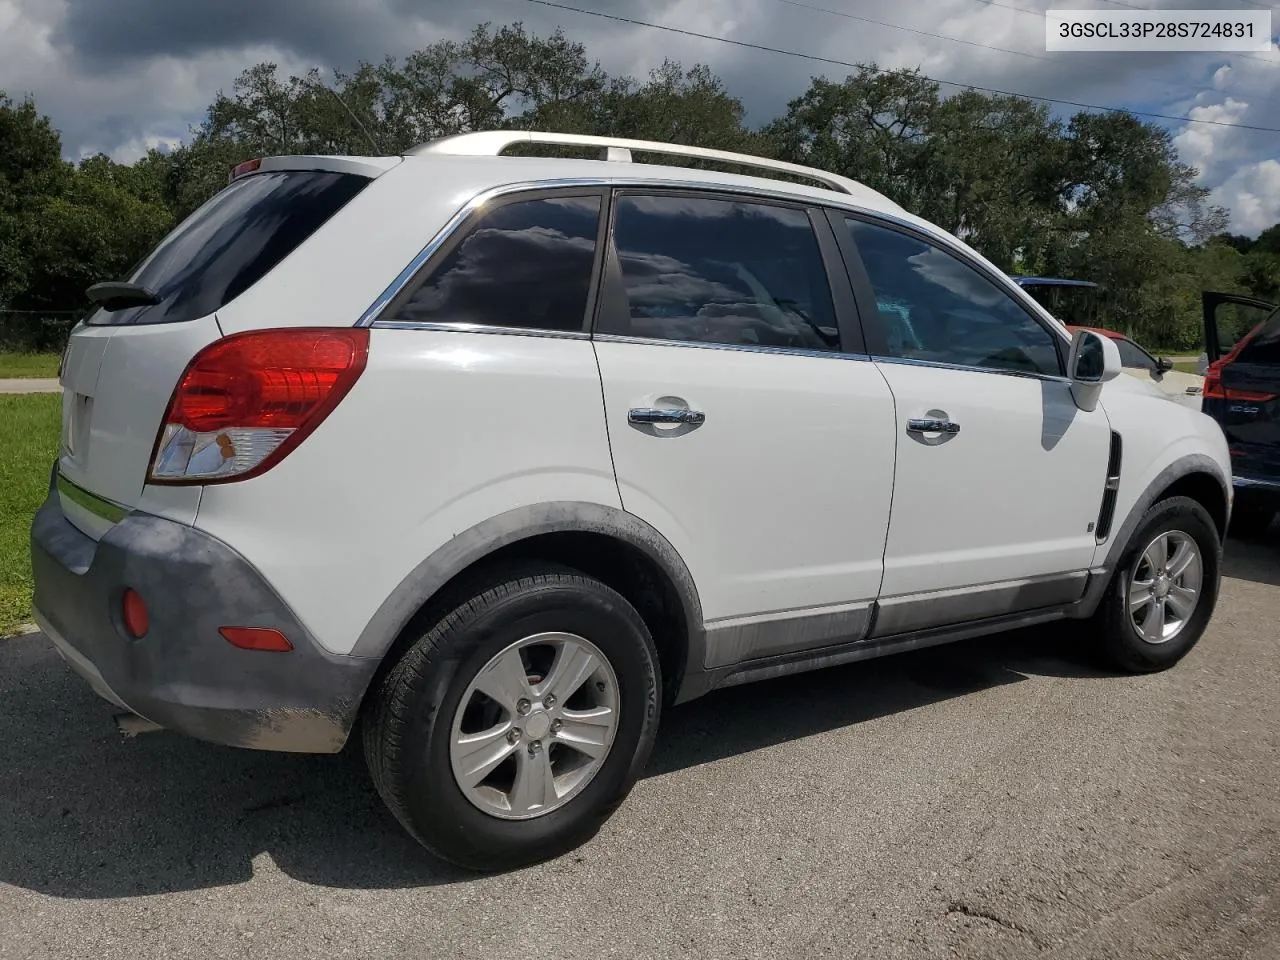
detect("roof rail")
[406,130,870,198]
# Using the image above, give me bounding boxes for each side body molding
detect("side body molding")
[350,502,706,692]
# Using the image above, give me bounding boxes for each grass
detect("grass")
[0,351,60,379]
[0,394,61,633]
[1172,360,1201,374]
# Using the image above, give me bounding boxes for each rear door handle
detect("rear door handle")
[628,407,706,425]
[907,417,959,435]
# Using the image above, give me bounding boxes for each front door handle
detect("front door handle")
[906,417,960,435]
[628,407,706,426]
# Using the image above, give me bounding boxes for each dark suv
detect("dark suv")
[1202,291,1280,533]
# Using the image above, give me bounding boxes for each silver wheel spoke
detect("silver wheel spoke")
[1166,539,1195,579]
[511,749,558,816]
[473,647,531,708]
[454,724,516,788]
[1143,536,1167,575]
[556,707,614,760]
[1140,598,1167,642]
[540,639,599,702]
[1166,584,1198,620]
[1129,580,1155,611]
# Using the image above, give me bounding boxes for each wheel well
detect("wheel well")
[367,532,691,709]
[1157,471,1229,538]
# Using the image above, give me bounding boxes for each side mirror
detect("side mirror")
[1155,357,1174,375]
[1068,330,1121,412]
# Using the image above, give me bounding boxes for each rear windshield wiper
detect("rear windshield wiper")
[86,281,162,312]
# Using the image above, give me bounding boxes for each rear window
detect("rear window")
[88,170,369,326]
[1237,308,1280,365]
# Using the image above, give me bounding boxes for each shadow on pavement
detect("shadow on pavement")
[1223,527,1280,587]
[0,623,1132,900]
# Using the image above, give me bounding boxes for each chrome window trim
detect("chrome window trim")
[591,332,870,363]
[369,319,591,340]
[873,353,1071,384]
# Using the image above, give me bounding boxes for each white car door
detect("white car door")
[831,212,1113,636]
[592,191,898,667]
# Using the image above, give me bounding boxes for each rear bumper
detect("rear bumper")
[29,465,379,753]
[1233,474,1280,505]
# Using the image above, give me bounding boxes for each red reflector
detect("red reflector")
[219,626,293,652]
[230,158,262,181]
[121,589,149,639]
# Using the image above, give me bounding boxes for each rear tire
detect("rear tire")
[362,563,661,871]
[1090,496,1221,673]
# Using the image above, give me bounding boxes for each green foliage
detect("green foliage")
[2,24,1278,354]
[0,394,61,633]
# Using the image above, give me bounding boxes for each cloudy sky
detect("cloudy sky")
[2,0,1278,234]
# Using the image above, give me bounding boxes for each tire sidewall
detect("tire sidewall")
[1105,497,1221,670]
[396,577,659,868]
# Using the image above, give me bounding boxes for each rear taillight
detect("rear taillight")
[148,328,368,485]
[1203,361,1276,402]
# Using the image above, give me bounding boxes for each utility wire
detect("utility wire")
[518,0,1280,133]
[774,0,1270,105]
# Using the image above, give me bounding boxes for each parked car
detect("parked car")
[1201,290,1280,533]
[33,131,1233,871]
[1065,325,1204,409]
[1011,277,1203,408]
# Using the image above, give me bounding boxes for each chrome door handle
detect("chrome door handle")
[628,407,706,425]
[907,417,959,435]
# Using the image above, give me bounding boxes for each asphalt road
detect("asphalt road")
[2,535,1279,960]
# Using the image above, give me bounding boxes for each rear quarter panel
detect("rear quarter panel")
[190,329,621,656]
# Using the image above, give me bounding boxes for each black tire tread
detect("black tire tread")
[1092,495,1220,674]
[361,561,653,865]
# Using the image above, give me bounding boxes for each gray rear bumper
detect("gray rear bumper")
[29,465,379,753]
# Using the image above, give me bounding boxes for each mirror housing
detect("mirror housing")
[1068,330,1122,412]
[1155,356,1174,374]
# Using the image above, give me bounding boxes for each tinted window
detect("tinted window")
[1113,337,1156,371]
[1237,308,1280,366]
[90,170,369,326]
[846,218,1062,377]
[391,195,601,332]
[604,194,840,351]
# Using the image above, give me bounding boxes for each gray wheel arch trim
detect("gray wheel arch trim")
[1069,453,1230,619]
[350,501,706,672]
[1104,454,1230,567]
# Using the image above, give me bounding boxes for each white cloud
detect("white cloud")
[1211,159,1280,236]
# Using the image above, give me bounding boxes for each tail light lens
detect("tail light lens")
[1203,360,1276,402]
[148,328,368,485]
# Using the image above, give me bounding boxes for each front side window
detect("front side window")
[602,193,840,352]
[390,194,602,332]
[845,218,1063,377]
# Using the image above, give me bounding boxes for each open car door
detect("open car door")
[1202,291,1276,364]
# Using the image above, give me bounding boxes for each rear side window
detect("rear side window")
[1237,308,1280,365]
[388,195,602,333]
[89,170,369,326]
[601,193,840,352]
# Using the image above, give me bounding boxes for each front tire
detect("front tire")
[1090,496,1221,673]
[362,563,661,871]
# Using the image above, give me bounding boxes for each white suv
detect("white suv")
[33,131,1232,870]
